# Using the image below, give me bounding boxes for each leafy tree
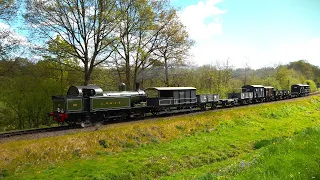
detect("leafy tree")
[44,36,83,86]
[155,9,194,86]
[288,60,315,81]
[113,0,189,90]
[305,79,317,92]
[0,58,64,130]
[25,0,119,85]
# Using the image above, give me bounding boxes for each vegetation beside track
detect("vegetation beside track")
[1,95,320,179]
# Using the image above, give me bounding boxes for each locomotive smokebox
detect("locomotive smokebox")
[119,83,126,91]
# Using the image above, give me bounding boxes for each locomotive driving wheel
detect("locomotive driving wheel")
[65,120,76,126]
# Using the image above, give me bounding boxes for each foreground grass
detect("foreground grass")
[195,127,320,180]
[1,95,320,179]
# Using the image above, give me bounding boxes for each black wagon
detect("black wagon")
[303,84,310,96]
[145,87,197,115]
[197,94,219,110]
[264,86,274,101]
[291,84,310,97]
[228,89,253,105]
[242,85,265,103]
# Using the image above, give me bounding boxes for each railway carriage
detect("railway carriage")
[291,84,310,97]
[197,94,219,110]
[281,90,291,99]
[242,85,265,103]
[303,85,310,96]
[228,90,253,105]
[264,86,275,101]
[144,87,197,115]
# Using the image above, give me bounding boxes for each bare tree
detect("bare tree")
[25,0,119,85]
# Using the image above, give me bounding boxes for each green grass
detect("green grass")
[1,95,320,179]
[195,127,320,180]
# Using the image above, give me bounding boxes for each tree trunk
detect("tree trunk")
[164,58,169,87]
[84,64,92,86]
[84,72,91,86]
[125,59,131,90]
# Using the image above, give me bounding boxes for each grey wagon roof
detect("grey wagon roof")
[292,84,309,87]
[243,85,265,88]
[264,86,274,89]
[145,87,197,91]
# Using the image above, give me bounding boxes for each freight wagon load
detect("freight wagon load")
[196,94,219,110]
[228,90,253,105]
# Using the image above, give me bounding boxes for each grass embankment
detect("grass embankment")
[1,96,320,179]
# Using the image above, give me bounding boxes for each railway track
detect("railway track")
[0,125,76,139]
[1,92,319,140]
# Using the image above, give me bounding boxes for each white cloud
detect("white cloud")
[178,1,320,69]
[0,22,29,46]
[189,41,255,68]
[0,22,10,29]
[272,38,320,67]
[179,0,227,39]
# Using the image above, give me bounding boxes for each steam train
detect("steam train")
[49,83,310,127]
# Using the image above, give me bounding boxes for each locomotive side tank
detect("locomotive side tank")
[50,85,147,125]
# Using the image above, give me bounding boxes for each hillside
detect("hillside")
[1,95,320,179]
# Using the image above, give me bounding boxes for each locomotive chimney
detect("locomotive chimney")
[119,83,126,91]
[135,82,141,91]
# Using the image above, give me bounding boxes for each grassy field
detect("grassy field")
[1,95,320,179]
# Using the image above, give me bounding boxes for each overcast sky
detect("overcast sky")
[170,0,320,69]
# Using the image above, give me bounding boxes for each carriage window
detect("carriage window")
[159,91,173,98]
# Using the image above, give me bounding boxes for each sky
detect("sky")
[170,0,320,69]
[1,0,320,69]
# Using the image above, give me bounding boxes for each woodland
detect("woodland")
[0,0,319,131]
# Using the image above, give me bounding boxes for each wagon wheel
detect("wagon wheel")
[200,104,206,111]
[151,109,160,116]
[139,112,146,118]
[210,103,216,110]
